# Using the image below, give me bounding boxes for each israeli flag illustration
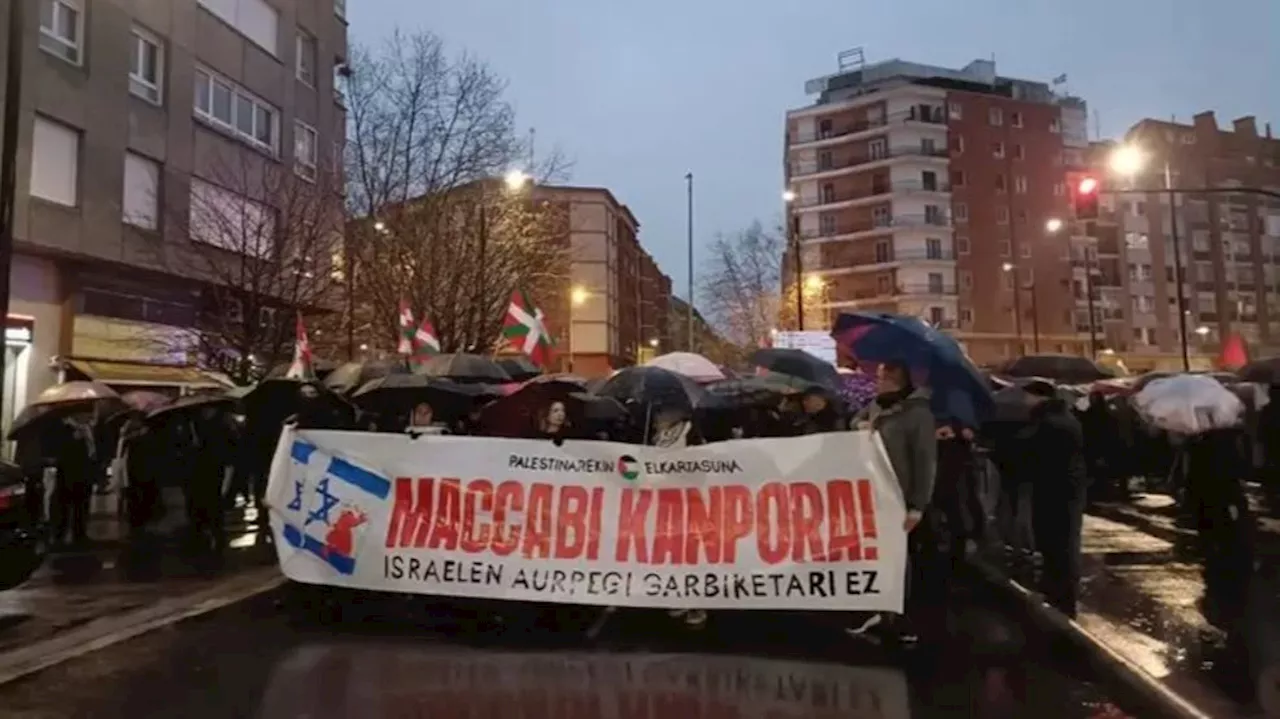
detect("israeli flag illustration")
[280,439,391,575]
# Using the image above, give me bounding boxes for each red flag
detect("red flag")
[1217,332,1248,371]
[285,313,314,380]
[409,317,441,369]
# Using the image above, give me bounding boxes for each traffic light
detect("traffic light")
[1073,175,1100,219]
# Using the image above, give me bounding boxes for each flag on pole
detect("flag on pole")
[285,313,314,380]
[409,317,441,369]
[396,300,415,355]
[501,289,554,367]
[1051,73,1068,85]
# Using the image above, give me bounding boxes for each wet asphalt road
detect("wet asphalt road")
[0,570,1136,719]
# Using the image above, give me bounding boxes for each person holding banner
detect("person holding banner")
[852,360,937,644]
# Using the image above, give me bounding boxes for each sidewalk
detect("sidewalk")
[976,507,1280,718]
[0,504,276,659]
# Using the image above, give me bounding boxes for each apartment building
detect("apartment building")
[1094,112,1280,368]
[528,185,672,377]
[783,54,1092,363]
[0,0,347,433]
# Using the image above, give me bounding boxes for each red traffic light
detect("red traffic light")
[1077,176,1099,195]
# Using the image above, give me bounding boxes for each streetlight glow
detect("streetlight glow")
[1045,217,1064,234]
[782,189,797,203]
[803,275,824,291]
[1001,262,1015,272]
[1195,325,1211,336]
[373,221,386,232]
[1109,145,1146,176]
[570,286,589,306]
[648,338,659,348]
[504,169,530,191]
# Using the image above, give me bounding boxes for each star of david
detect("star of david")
[305,477,339,527]
[287,480,304,512]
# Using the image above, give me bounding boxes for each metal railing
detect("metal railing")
[799,213,950,239]
[792,180,951,208]
[790,146,951,177]
[789,107,948,145]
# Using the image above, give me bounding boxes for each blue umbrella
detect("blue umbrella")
[831,312,993,429]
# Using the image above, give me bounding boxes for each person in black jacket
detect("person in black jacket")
[1021,380,1088,618]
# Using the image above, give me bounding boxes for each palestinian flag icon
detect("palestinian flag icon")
[501,289,554,367]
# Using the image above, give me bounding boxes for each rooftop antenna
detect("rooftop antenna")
[1093,110,1102,141]
[837,47,864,71]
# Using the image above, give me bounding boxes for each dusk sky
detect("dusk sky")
[350,0,1279,301]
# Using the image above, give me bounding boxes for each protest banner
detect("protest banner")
[266,430,907,612]
[258,644,912,719]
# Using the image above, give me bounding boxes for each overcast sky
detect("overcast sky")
[350,0,1280,300]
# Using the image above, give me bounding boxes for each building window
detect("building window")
[189,177,276,255]
[951,135,964,155]
[1013,143,1024,160]
[996,206,1010,224]
[39,0,83,65]
[194,67,279,153]
[294,121,318,180]
[953,203,968,222]
[994,174,1006,193]
[123,152,160,230]
[989,107,1003,126]
[30,116,80,207]
[950,170,965,188]
[960,308,973,325]
[956,235,970,255]
[333,59,348,106]
[999,239,1011,257]
[1011,111,1023,128]
[129,27,165,105]
[948,102,962,121]
[1020,243,1032,259]
[874,241,890,263]
[296,30,316,87]
[928,306,945,325]
[926,238,943,259]
[1052,182,1065,196]
[197,0,279,57]
[992,141,1005,159]
[1014,175,1028,194]
[819,213,836,235]
[961,270,973,289]
[1049,117,1061,133]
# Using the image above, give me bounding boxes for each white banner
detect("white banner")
[265,430,906,612]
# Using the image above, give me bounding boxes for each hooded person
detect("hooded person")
[850,359,936,645]
[1019,379,1088,618]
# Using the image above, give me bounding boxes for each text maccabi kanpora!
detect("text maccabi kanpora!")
[383,479,882,564]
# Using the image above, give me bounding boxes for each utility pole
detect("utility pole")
[1082,230,1100,356]
[685,172,694,352]
[0,0,27,414]
[792,219,804,331]
[1164,164,1190,372]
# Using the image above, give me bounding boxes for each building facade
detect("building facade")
[784,55,1091,364]
[528,185,671,377]
[0,0,348,433]
[1095,113,1280,370]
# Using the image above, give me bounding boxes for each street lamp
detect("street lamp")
[1002,261,1039,354]
[782,189,797,203]
[1045,217,1063,234]
[648,337,659,348]
[783,189,805,330]
[504,169,530,191]
[1109,143,1189,371]
[569,285,588,372]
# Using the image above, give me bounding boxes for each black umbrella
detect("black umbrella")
[706,375,806,408]
[595,366,712,414]
[414,353,512,383]
[749,348,840,389]
[1239,358,1280,385]
[988,382,1080,423]
[8,381,125,440]
[147,393,235,421]
[999,355,1112,384]
[323,359,406,394]
[352,374,496,414]
[497,356,543,382]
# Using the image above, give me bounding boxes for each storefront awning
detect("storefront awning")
[65,359,230,389]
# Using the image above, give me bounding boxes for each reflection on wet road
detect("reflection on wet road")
[0,576,1133,719]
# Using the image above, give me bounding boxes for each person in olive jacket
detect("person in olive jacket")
[852,359,937,645]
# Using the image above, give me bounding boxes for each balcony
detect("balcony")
[800,213,950,242]
[793,180,950,210]
[789,107,948,147]
[790,146,951,180]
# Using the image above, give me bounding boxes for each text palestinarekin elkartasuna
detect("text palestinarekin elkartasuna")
[380,453,885,603]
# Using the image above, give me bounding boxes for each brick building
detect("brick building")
[1089,113,1280,370]
[783,54,1092,364]
[528,185,672,377]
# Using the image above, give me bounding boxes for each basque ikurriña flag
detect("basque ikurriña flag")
[279,440,391,575]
